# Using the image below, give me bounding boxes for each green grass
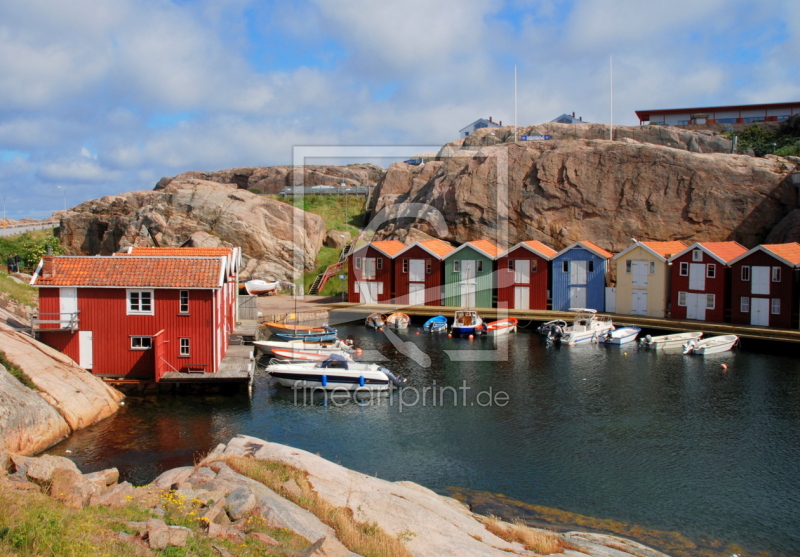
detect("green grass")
[0,350,37,390]
[0,271,37,306]
[267,194,367,236]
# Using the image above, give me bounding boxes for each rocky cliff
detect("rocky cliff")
[158,163,384,195]
[372,125,799,252]
[58,179,326,281]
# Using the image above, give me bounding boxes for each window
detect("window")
[679,262,689,276]
[180,338,190,356]
[587,260,594,273]
[426,260,432,274]
[477,261,483,272]
[626,260,631,273]
[402,259,408,273]
[706,294,715,309]
[740,297,750,313]
[508,259,515,270]
[564,261,569,273]
[772,267,781,282]
[376,258,383,270]
[531,260,538,273]
[355,257,361,269]
[127,290,154,315]
[741,266,750,281]
[453,260,460,273]
[678,291,687,306]
[706,264,716,279]
[692,249,703,261]
[772,298,781,314]
[650,262,655,274]
[131,336,152,350]
[179,290,189,314]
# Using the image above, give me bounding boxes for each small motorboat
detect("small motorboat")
[385,312,410,330]
[253,339,354,357]
[547,309,613,346]
[244,280,282,296]
[536,319,568,336]
[263,322,334,336]
[365,312,388,329]
[451,310,483,336]
[600,326,641,345]
[270,348,353,362]
[683,335,739,355]
[640,331,703,350]
[272,327,338,343]
[483,318,519,337]
[266,354,406,391]
[423,315,448,332]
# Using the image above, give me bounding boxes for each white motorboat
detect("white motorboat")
[451,310,483,336]
[683,335,739,355]
[253,339,354,357]
[385,312,410,330]
[640,331,703,350]
[244,280,282,296]
[270,348,353,362]
[266,355,406,391]
[547,309,614,346]
[600,326,641,345]
[536,319,568,336]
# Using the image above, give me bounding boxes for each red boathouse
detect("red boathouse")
[393,239,455,306]
[31,254,238,381]
[496,241,557,310]
[347,240,406,304]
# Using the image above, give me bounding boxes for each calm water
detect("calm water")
[48,321,800,555]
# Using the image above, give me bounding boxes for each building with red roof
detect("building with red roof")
[728,243,800,328]
[347,240,406,304]
[443,240,499,308]
[551,241,613,312]
[30,254,238,381]
[635,101,800,126]
[496,241,557,310]
[668,242,747,323]
[612,240,686,317]
[393,239,455,306]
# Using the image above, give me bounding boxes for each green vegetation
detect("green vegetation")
[724,120,800,157]
[0,272,37,306]
[0,228,65,273]
[0,350,37,390]
[268,194,367,236]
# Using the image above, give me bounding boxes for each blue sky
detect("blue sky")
[0,0,797,219]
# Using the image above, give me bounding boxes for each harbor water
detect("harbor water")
[48,322,800,555]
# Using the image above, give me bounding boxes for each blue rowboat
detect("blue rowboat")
[423,315,448,332]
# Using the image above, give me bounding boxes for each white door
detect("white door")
[631,290,648,315]
[59,287,78,328]
[514,260,530,284]
[409,259,425,282]
[514,286,530,309]
[78,331,93,369]
[357,281,381,304]
[409,282,425,306]
[631,261,649,287]
[461,283,476,307]
[689,264,705,291]
[751,266,770,295]
[686,293,705,320]
[751,297,769,326]
[570,260,587,285]
[569,287,586,308]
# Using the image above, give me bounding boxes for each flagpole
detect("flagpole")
[610,54,613,141]
[514,65,518,143]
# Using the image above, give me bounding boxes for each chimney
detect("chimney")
[42,255,56,279]
[499,120,502,126]
[489,116,493,123]
[572,112,575,118]
[579,116,582,121]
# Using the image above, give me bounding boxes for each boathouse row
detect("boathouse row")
[346,239,800,328]
[29,248,241,381]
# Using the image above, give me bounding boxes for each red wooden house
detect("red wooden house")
[347,240,406,304]
[31,254,237,381]
[496,241,557,310]
[668,241,746,323]
[393,239,455,306]
[729,243,800,328]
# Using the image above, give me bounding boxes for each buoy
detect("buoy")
[359,376,365,387]
[416,331,420,335]
[721,363,728,371]
[468,334,474,339]
[623,352,628,356]
[448,334,452,337]
[321,375,327,387]
[355,348,362,353]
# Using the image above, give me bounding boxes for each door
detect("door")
[409,259,425,282]
[689,264,705,291]
[514,286,530,309]
[631,261,649,287]
[686,293,705,320]
[357,281,381,304]
[569,287,586,308]
[78,331,93,369]
[751,297,769,326]
[570,260,587,285]
[409,282,425,306]
[751,266,770,295]
[514,260,530,284]
[631,290,648,315]
[59,287,78,328]
[461,283,476,307]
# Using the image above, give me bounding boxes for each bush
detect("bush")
[0,229,64,272]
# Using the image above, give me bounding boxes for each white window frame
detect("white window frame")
[179,338,190,356]
[677,291,687,306]
[679,262,689,276]
[453,260,460,273]
[771,298,781,314]
[772,266,781,282]
[649,261,656,274]
[625,260,631,273]
[692,249,703,261]
[706,294,715,310]
[402,259,408,274]
[740,297,750,313]
[587,260,593,273]
[508,259,515,270]
[131,336,152,350]
[355,257,361,269]
[376,257,383,270]
[706,264,716,279]
[426,260,432,274]
[741,266,750,281]
[179,290,189,314]
[564,260,570,273]
[532,260,538,273]
[477,260,483,272]
[127,289,154,315]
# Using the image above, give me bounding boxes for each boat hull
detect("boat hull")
[599,327,641,345]
[269,372,390,391]
[485,318,518,337]
[684,335,738,355]
[263,322,332,335]
[253,340,352,356]
[273,332,338,343]
[423,316,448,332]
[563,324,614,345]
[271,348,352,361]
[641,332,703,350]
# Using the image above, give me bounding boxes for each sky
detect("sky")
[0,0,798,220]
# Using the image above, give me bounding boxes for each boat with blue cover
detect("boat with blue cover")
[423,315,448,332]
[265,354,406,391]
[272,326,338,343]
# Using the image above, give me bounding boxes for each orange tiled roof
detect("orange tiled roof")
[371,240,407,257]
[578,241,613,259]
[122,247,234,257]
[33,256,223,288]
[521,240,557,258]
[641,241,686,258]
[466,239,500,258]
[762,242,800,266]
[419,239,455,258]
[699,242,747,263]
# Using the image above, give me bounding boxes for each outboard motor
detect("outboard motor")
[640,334,653,347]
[382,368,407,387]
[683,339,696,355]
[547,325,563,346]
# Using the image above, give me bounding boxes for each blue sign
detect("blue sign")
[521,135,551,141]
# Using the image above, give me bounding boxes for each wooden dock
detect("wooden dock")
[325,302,800,344]
[159,344,255,385]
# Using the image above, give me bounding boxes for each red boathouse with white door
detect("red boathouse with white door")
[30,254,236,381]
[347,240,406,304]
[496,241,557,310]
[393,239,455,306]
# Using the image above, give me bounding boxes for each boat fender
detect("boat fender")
[359,376,365,387]
[321,375,327,386]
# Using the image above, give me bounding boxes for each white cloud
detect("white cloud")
[38,158,122,183]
